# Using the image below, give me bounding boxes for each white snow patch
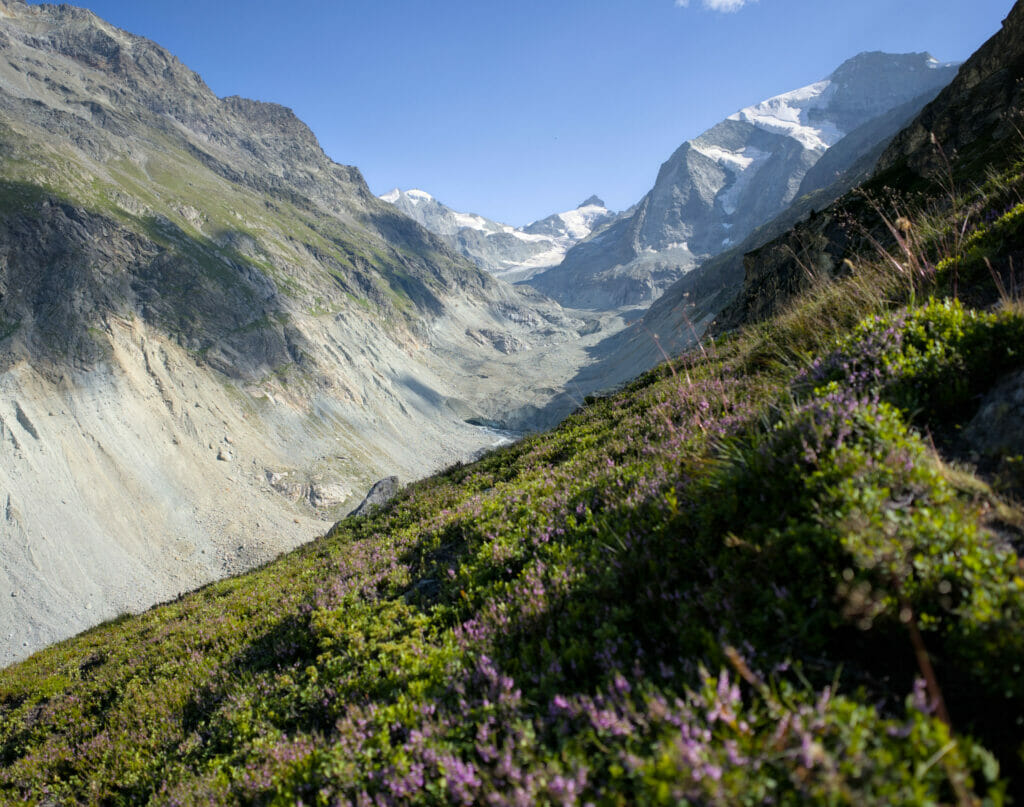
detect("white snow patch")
[728,79,843,152]
[513,246,571,269]
[557,206,605,240]
[715,147,771,215]
[510,230,556,244]
[647,241,691,254]
[452,212,494,231]
[691,143,756,171]
[405,189,434,203]
[380,188,401,204]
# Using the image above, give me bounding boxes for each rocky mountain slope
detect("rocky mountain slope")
[587,88,948,389]
[381,188,616,281]
[527,52,958,310]
[0,0,617,665]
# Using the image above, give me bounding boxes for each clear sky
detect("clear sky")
[27,0,1014,225]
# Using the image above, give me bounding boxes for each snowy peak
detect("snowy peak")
[380,188,509,238]
[380,189,616,281]
[728,79,839,152]
[403,189,435,202]
[727,52,959,154]
[643,49,960,250]
[522,197,615,241]
[526,50,960,310]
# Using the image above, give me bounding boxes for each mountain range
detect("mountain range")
[527,51,959,309]
[380,188,617,282]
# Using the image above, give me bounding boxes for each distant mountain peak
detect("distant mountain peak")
[380,189,615,280]
[383,188,435,205]
[828,50,951,79]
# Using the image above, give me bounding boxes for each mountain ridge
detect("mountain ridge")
[380,187,618,281]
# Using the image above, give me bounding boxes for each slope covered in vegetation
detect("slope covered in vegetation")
[4,115,1024,803]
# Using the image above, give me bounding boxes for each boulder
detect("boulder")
[348,476,400,517]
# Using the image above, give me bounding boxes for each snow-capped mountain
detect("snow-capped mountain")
[380,189,616,282]
[527,52,959,310]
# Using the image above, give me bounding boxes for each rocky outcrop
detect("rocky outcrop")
[877,4,1024,179]
[349,476,401,517]
[963,369,1024,464]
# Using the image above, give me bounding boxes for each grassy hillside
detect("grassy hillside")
[4,141,1024,805]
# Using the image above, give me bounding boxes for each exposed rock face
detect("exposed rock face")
[0,0,614,666]
[527,53,957,311]
[349,476,401,517]
[877,4,1024,178]
[715,2,1024,333]
[963,369,1024,463]
[381,189,616,281]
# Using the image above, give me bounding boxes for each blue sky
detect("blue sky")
[31,0,1013,225]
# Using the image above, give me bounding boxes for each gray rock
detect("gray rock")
[349,476,400,517]
[308,480,350,509]
[963,370,1024,461]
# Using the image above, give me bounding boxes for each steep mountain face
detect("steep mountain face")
[715,2,1024,333]
[587,92,941,388]
[528,52,958,310]
[0,0,609,665]
[381,188,616,281]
